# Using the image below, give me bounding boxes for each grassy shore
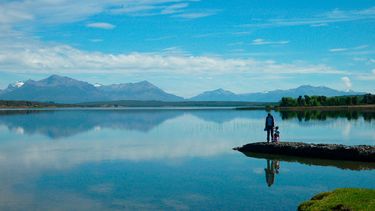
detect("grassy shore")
[298,188,375,211]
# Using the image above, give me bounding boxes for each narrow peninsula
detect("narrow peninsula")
[234,142,375,162]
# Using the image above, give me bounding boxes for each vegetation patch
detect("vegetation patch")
[280,94,375,107]
[0,100,70,108]
[298,188,375,211]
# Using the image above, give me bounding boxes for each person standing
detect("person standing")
[264,113,275,142]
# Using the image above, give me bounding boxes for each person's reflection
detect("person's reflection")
[264,160,280,187]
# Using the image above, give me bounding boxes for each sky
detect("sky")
[0,0,374,97]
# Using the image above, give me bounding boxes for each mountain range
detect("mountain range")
[0,75,182,103]
[0,75,365,103]
[192,86,365,102]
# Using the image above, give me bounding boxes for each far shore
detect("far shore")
[275,104,375,111]
[1,104,375,111]
[237,104,375,111]
[0,100,272,109]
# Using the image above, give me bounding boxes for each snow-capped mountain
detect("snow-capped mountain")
[0,75,103,103]
[0,75,367,103]
[14,81,25,88]
[0,75,183,103]
[93,83,103,87]
[1,81,26,94]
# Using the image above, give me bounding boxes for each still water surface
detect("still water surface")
[0,109,374,210]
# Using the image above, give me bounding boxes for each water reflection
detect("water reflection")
[0,109,374,210]
[189,110,265,123]
[0,109,374,146]
[239,152,375,187]
[244,151,375,170]
[279,110,375,122]
[0,109,265,139]
[265,159,280,187]
[0,109,182,138]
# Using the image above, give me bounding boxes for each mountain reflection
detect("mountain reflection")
[0,109,182,139]
[190,110,266,123]
[0,109,374,139]
[0,109,269,139]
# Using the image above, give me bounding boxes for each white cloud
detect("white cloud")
[0,0,110,25]
[161,46,190,56]
[174,10,219,19]
[242,7,375,28]
[89,39,103,42]
[0,38,347,76]
[354,45,369,50]
[86,22,116,30]
[329,48,348,52]
[251,38,289,45]
[329,45,369,53]
[310,23,328,27]
[0,0,215,27]
[356,69,375,81]
[341,76,352,90]
[0,4,34,24]
[146,36,174,41]
[160,3,189,15]
[232,31,252,36]
[352,57,374,65]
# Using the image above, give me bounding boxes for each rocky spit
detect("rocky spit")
[234,142,375,162]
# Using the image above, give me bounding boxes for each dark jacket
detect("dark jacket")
[265,115,274,128]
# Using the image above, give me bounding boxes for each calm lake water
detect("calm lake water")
[0,109,374,210]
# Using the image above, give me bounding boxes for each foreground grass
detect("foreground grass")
[298,188,375,211]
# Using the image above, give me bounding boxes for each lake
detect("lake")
[0,109,374,210]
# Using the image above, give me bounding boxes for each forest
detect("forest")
[279,94,375,107]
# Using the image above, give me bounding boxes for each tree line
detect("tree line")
[280,94,375,107]
[0,100,64,108]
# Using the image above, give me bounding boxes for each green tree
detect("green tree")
[304,95,311,106]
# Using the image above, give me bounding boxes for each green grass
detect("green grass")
[298,188,375,211]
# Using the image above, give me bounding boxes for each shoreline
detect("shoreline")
[1,105,375,111]
[234,142,375,162]
[0,100,271,109]
[298,188,375,211]
[1,99,374,110]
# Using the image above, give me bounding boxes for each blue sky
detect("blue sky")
[0,0,374,97]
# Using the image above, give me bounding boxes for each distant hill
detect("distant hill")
[98,81,183,102]
[190,89,238,101]
[0,75,104,103]
[0,75,367,103]
[0,75,183,103]
[190,85,365,102]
